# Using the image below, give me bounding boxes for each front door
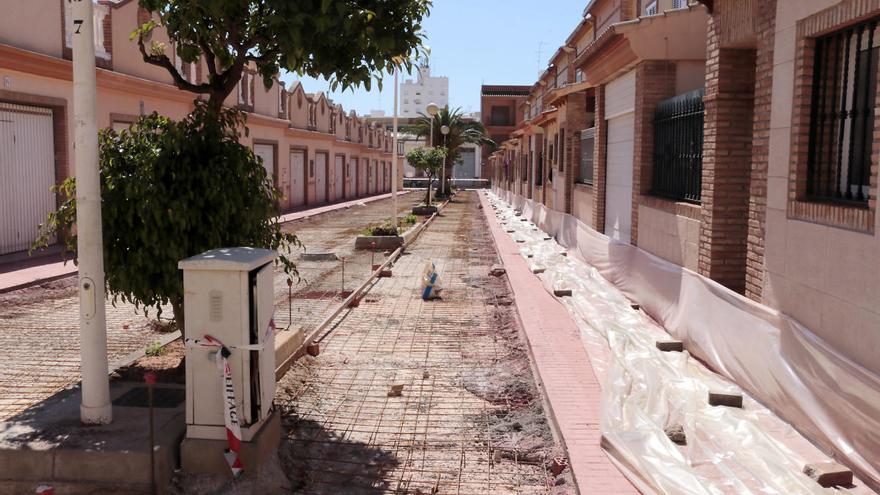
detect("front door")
[253,144,275,186]
[289,150,305,207]
[334,155,344,201]
[315,153,327,204]
[347,158,357,199]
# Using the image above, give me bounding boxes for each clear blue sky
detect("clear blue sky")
[280,0,586,116]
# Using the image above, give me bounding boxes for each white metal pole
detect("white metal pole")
[392,69,399,229]
[72,0,112,425]
[441,134,446,196]
[429,119,433,204]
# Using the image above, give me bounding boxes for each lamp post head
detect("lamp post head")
[440,125,450,135]
[426,102,440,116]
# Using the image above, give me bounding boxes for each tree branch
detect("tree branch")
[138,34,213,95]
[195,34,218,79]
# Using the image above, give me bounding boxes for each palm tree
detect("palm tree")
[406,106,493,196]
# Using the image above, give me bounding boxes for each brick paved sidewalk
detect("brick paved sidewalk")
[477,192,640,494]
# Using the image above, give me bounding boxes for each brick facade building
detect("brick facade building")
[491,0,880,377]
[0,0,398,257]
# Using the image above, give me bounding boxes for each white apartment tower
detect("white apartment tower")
[399,62,449,118]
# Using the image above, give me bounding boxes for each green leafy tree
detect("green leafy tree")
[34,103,300,338]
[135,0,432,111]
[405,146,446,205]
[406,106,492,196]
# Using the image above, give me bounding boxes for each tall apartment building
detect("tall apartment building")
[399,64,448,118]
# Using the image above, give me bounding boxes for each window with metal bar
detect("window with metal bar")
[536,151,544,186]
[651,89,705,203]
[559,129,566,172]
[807,18,878,204]
[578,128,595,184]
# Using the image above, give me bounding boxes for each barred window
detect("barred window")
[578,128,595,184]
[807,19,879,204]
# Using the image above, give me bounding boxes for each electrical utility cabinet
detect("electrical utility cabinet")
[179,247,277,442]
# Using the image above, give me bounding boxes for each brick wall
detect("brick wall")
[564,92,589,214]
[632,60,677,245]
[592,85,607,232]
[744,0,776,301]
[699,15,757,294]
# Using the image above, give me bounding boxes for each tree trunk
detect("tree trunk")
[207,93,225,115]
[171,297,186,341]
[425,172,433,205]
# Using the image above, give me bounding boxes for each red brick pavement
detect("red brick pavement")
[478,192,641,494]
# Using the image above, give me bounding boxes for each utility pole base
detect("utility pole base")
[80,403,113,425]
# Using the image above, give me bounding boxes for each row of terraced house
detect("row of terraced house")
[487,0,880,378]
[0,0,402,258]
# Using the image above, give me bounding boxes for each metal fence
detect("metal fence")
[651,89,705,203]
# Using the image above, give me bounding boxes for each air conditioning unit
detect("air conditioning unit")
[179,247,277,444]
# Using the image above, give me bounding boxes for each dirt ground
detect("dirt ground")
[169,191,574,494]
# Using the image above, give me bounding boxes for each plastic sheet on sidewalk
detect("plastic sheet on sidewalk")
[486,189,880,494]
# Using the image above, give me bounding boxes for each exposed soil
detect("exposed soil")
[113,339,186,384]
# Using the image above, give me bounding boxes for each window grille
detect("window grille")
[806,18,878,204]
[652,89,705,203]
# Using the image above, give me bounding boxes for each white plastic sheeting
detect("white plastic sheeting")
[486,189,880,493]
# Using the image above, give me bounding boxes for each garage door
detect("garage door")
[315,153,327,204]
[0,103,56,255]
[603,70,636,244]
[334,155,344,201]
[289,150,305,207]
[253,144,274,186]
[347,157,356,199]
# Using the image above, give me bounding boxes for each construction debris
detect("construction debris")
[803,461,853,488]
[489,265,507,277]
[553,289,573,297]
[306,341,320,357]
[708,391,743,408]
[387,384,404,397]
[664,424,687,445]
[656,340,684,352]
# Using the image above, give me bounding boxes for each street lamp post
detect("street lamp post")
[392,68,399,230]
[426,103,439,198]
[440,125,450,196]
[72,0,112,425]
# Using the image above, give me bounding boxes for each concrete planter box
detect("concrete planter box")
[412,205,438,216]
[355,234,404,250]
[355,221,423,250]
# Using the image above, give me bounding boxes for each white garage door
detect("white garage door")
[334,155,344,201]
[315,153,328,204]
[253,144,275,186]
[0,103,56,255]
[604,70,635,244]
[289,150,305,207]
